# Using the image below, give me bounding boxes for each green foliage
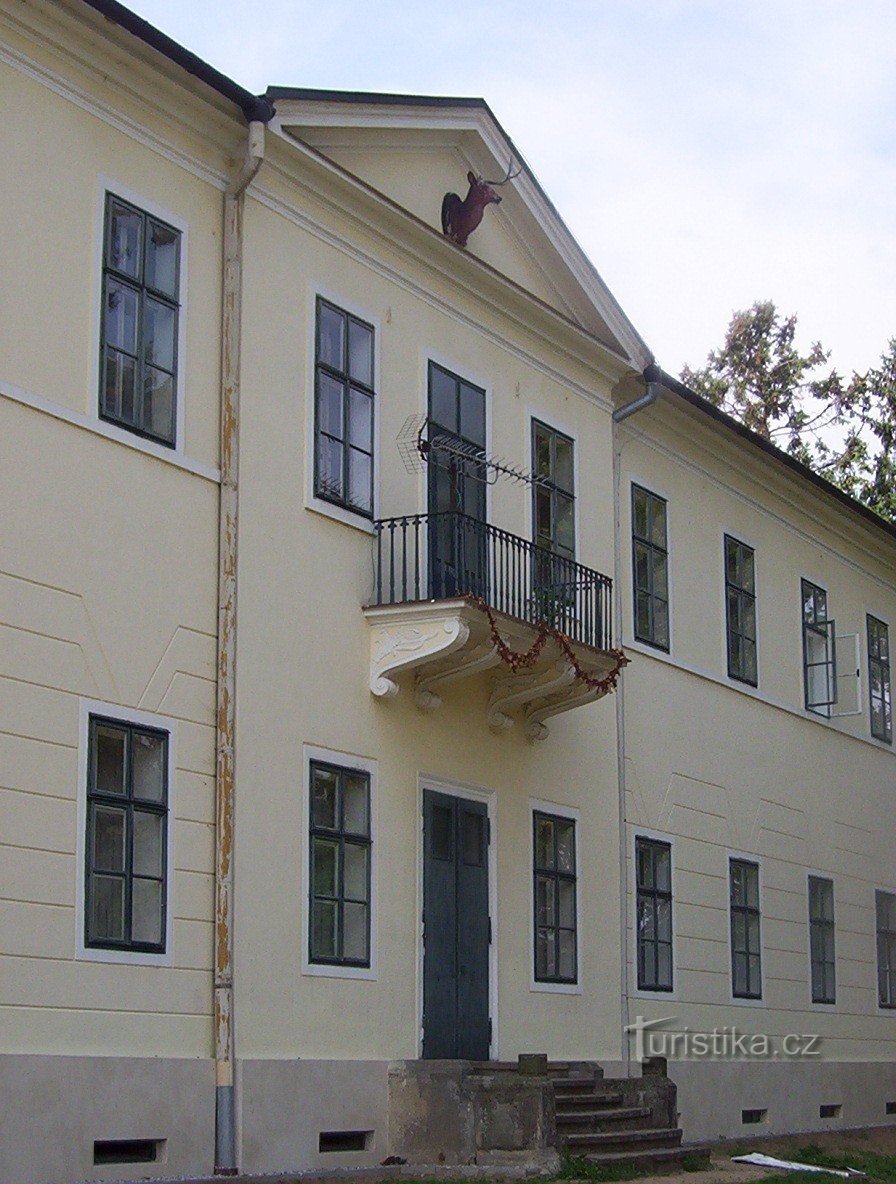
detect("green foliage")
[681,304,896,524]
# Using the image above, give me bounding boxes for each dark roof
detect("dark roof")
[658,368,896,545]
[266,86,489,111]
[79,0,273,122]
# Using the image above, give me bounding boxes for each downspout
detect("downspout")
[215,117,266,1176]
[611,363,661,1077]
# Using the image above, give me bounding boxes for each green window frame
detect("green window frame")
[85,716,168,953]
[314,298,375,517]
[632,485,669,651]
[802,579,836,716]
[636,837,673,991]
[808,875,836,1004]
[533,811,577,984]
[868,615,892,744]
[725,535,757,686]
[309,760,371,967]
[730,858,761,999]
[100,193,181,447]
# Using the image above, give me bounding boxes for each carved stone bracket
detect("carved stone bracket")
[487,661,576,734]
[368,612,470,698]
[414,644,500,711]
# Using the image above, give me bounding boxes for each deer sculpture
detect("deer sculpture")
[441,157,522,248]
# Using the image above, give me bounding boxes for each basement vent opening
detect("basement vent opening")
[741,1109,767,1125]
[887,1102,896,1116]
[319,1130,372,1153]
[820,1104,842,1119]
[93,1139,163,1165]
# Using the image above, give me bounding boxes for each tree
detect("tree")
[681,302,895,524]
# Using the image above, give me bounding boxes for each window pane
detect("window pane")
[145,220,178,298]
[653,551,668,600]
[655,846,671,892]
[91,874,125,942]
[94,725,126,796]
[556,821,575,872]
[556,496,575,556]
[348,388,372,450]
[93,806,125,871]
[108,200,142,278]
[635,592,651,639]
[459,382,485,445]
[132,878,163,945]
[131,731,165,802]
[311,766,338,828]
[533,426,551,477]
[143,368,175,442]
[316,435,343,500]
[732,910,746,952]
[103,349,138,425]
[143,298,176,371]
[536,876,554,927]
[657,942,672,987]
[343,901,368,961]
[317,372,344,439]
[639,897,655,941]
[555,435,574,493]
[558,929,576,980]
[653,598,669,647]
[747,912,760,951]
[343,773,369,834]
[656,897,672,943]
[312,839,338,897]
[429,366,457,432]
[312,899,338,959]
[536,927,554,979]
[649,498,667,547]
[636,841,653,889]
[535,487,552,543]
[535,816,554,869]
[634,542,650,593]
[348,320,373,387]
[317,303,344,371]
[559,880,575,928]
[133,811,164,877]
[733,951,748,995]
[105,279,139,353]
[343,841,368,900]
[348,448,372,513]
[633,488,648,539]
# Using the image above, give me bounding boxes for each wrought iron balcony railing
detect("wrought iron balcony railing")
[371,511,613,651]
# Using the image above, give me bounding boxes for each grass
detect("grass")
[554,1151,710,1182]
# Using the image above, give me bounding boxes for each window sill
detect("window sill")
[529,979,582,996]
[302,960,377,981]
[306,496,375,535]
[77,945,172,968]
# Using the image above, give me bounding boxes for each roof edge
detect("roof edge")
[266,87,490,112]
[658,368,896,545]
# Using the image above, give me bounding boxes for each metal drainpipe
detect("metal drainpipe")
[611,365,661,1078]
[215,119,265,1177]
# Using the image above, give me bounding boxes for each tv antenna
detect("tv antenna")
[397,414,551,489]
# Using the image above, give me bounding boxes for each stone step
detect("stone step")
[557,1105,652,1132]
[554,1089,624,1110]
[570,1145,712,1173]
[563,1126,683,1152]
[551,1075,600,1092]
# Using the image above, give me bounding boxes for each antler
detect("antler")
[483,155,523,186]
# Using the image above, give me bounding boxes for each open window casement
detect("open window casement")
[831,631,862,717]
[804,618,837,716]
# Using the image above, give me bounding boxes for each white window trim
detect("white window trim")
[726,849,765,1007]
[304,286,381,534]
[719,525,760,690]
[75,699,176,967]
[631,827,677,1001]
[805,870,837,1012]
[93,177,189,456]
[873,884,896,1016]
[416,773,498,1058]
[628,474,673,655]
[529,797,582,996]
[301,744,378,981]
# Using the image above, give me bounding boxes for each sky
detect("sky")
[129,0,895,379]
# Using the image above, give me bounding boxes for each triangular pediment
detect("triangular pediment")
[268,89,651,368]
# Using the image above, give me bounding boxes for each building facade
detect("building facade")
[1,2,894,1182]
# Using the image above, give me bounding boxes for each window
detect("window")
[808,875,836,1004]
[632,485,669,650]
[532,421,575,560]
[533,811,577,984]
[85,716,168,952]
[309,760,371,966]
[802,579,836,716]
[314,298,375,517]
[730,858,761,999]
[100,193,181,446]
[636,837,673,991]
[876,890,896,1009]
[725,536,757,685]
[868,616,892,744]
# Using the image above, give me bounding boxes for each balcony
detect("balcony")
[362,512,625,740]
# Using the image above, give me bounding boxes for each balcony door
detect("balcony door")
[427,362,487,599]
[422,788,490,1060]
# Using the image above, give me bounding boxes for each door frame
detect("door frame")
[416,773,498,1060]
